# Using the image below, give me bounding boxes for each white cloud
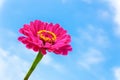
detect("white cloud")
[97,10,110,20]
[107,0,120,37]
[81,0,92,4]
[78,48,104,70]
[0,48,29,80]
[0,28,17,47]
[41,54,66,73]
[41,54,52,65]
[113,67,120,80]
[61,0,68,4]
[0,0,4,10]
[75,25,110,48]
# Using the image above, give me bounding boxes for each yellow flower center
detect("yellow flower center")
[37,30,56,42]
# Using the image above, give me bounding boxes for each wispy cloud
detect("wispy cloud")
[74,25,110,48]
[0,28,17,46]
[73,25,109,70]
[81,0,92,4]
[113,67,120,80]
[61,0,68,4]
[97,10,110,20]
[0,27,37,80]
[0,0,5,11]
[0,48,29,80]
[107,0,120,37]
[78,48,104,70]
[41,54,67,73]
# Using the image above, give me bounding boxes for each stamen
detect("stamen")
[37,30,56,42]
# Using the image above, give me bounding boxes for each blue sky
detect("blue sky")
[0,0,120,80]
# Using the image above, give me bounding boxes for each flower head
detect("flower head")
[18,20,72,55]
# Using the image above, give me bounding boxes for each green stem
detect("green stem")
[24,51,43,80]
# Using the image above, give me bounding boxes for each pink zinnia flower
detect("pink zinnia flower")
[18,20,72,55]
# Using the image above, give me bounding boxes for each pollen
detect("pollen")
[37,30,56,42]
